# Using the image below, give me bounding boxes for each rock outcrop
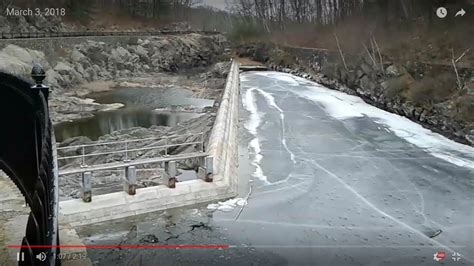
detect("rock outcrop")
[0,33,225,123]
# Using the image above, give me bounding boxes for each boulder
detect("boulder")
[71,49,88,63]
[359,75,372,91]
[45,69,63,88]
[2,45,33,64]
[54,62,74,73]
[75,64,85,76]
[385,64,406,77]
[360,63,373,76]
[132,45,149,59]
[110,47,133,68]
[210,62,230,78]
[401,103,415,117]
[467,130,474,145]
[28,49,50,69]
[0,55,25,75]
[141,39,151,47]
[54,62,84,86]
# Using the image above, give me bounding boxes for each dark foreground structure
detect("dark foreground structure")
[0,68,59,265]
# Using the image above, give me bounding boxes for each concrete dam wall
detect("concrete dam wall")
[59,60,240,226]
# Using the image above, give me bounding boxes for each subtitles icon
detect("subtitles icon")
[434,251,446,262]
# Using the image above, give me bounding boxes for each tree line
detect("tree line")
[232,0,471,27]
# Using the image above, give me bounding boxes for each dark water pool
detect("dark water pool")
[54,87,213,142]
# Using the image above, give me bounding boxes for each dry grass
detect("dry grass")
[62,6,166,31]
[406,73,457,106]
[384,74,414,99]
[453,95,474,122]
[268,16,473,68]
[234,57,264,66]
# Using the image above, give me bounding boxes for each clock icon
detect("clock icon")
[436,7,448,18]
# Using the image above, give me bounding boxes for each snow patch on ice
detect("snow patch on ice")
[242,87,270,184]
[273,74,474,170]
[255,88,296,163]
[249,138,269,183]
[243,88,261,135]
[207,198,247,212]
[254,71,300,85]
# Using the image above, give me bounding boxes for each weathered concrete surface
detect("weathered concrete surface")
[0,174,91,265]
[207,59,240,189]
[60,180,231,226]
[58,222,92,266]
[58,61,240,225]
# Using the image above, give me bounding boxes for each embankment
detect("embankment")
[236,44,474,146]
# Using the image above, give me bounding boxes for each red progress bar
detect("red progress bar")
[7,244,229,249]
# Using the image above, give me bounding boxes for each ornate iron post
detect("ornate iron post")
[31,62,50,99]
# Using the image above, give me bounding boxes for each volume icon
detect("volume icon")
[36,252,47,262]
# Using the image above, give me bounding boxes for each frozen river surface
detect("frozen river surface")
[79,71,474,266]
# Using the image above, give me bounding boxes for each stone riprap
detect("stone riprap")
[0,33,226,124]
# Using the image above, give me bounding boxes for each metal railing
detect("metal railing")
[56,132,212,202]
[57,132,205,169]
[0,67,59,264]
[0,30,220,39]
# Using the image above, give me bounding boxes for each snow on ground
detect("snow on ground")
[207,198,247,212]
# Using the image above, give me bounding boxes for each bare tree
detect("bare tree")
[451,48,471,92]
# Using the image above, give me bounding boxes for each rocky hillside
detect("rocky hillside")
[236,43,474,147]
[0,33,225,123]
[0,34,224,85]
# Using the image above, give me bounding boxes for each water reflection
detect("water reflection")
[54,87,213,142]
[92,87,213,109]
[55,109,201,142]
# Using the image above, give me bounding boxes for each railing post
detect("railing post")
[81,172,92,202]
[124,166,137,195]
[81,146,86,167]
[200,133,204,152]
[124,141,129,162]
[205,156,214,182]
[197,156,213,182]
[165,161,177,188]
